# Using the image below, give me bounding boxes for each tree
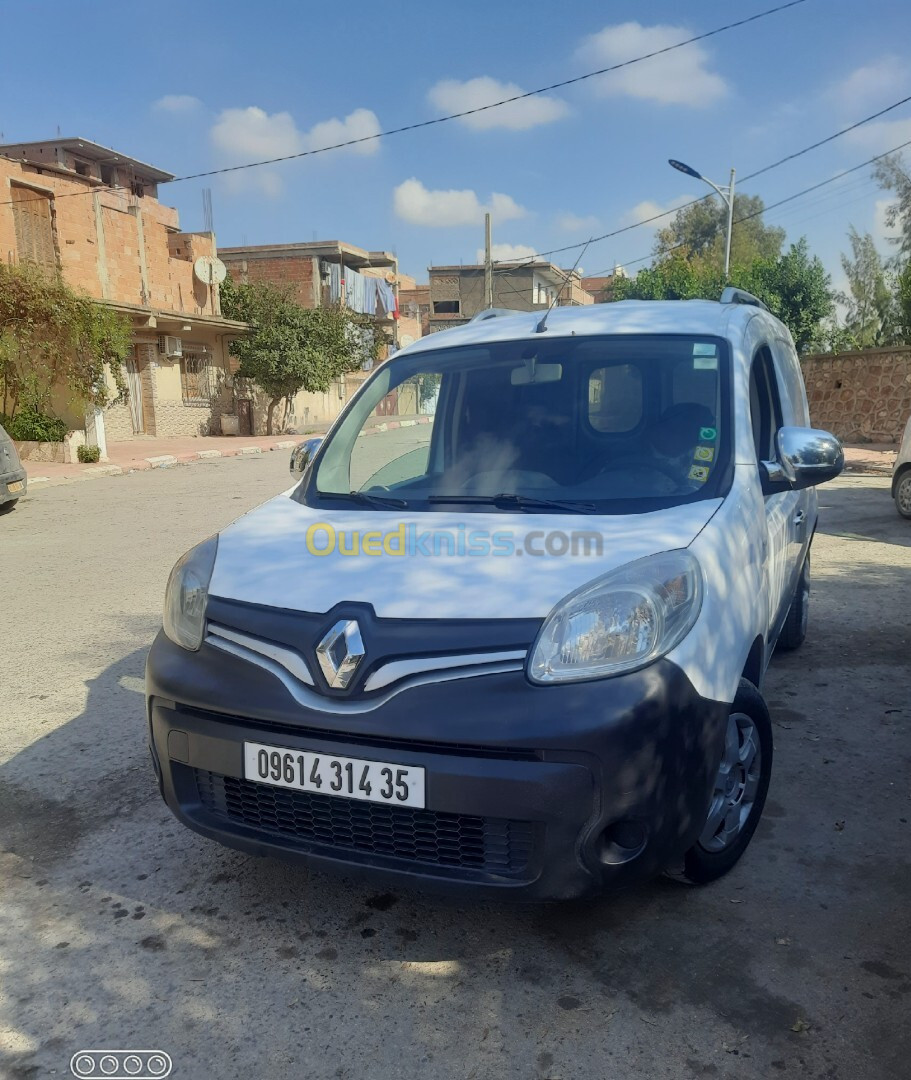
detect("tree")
[839,227,899,347]
[872,153,911,263]
[220,276,386,435]
[654,193,785,268]
[0,262,131,426]
[743,240,834,354]
[613,239,834,353]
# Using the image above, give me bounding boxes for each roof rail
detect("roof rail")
[469,307,521,323]
[719,287,769,313]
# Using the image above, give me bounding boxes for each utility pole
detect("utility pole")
[668,159,737,280]
[484,213,493,309]
[723,168,736,281]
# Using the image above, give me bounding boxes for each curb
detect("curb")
[23,440,299,492]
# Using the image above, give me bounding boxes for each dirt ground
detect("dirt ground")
[0,461,908,1080]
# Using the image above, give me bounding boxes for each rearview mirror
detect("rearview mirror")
[761,426,843,494]
[511,362,563,385]
[289,436,323,478]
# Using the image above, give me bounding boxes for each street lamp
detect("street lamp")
[668,159,736,279]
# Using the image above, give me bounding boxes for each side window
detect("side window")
[749,347,784,462]
[348,374,437,491]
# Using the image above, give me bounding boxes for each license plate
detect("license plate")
[7,481,23,493]
[243,742,425,808]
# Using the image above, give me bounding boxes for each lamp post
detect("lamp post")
[668,159,736,279]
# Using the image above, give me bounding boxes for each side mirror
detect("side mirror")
[761,426,844,495]
[289,436,323,479]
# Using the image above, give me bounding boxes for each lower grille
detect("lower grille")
[195,769,535,876]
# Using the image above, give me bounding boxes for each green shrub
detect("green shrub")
[0,407,68,442]
[77,444,100,463]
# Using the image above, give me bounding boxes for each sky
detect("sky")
[1,0,910,294]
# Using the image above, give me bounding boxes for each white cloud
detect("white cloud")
[476,243,539,262]
[557,212,600,233]
[622,194,691,229]
[830,56,910,109]
[393,178,527,227]
[210,105,382,196]
[153,94,202,114]
[211,106,303,161]
[576,22,728,107]
[305,107,381,155]
[842,116,911,154]
[427,77,569,131]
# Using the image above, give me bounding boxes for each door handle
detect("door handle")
[794,509,805,526]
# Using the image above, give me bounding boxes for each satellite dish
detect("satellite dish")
[384,270,396,284]
[194,255,227,285]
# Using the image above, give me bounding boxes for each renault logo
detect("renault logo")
[316,619,365,689]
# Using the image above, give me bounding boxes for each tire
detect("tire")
[895,471,911,519]
[777,553,810,651]
[0,499,17,515]
[666,679,773,885]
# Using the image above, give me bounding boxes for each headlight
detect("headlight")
[528,549,703,684]
[163,536,218,651]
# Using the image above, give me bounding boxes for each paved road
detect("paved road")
[1,461,908,1080]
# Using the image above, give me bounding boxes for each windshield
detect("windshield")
[306,334,731,514]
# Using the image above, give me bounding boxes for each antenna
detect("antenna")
[202,187,214,234]
[535,240,590,334]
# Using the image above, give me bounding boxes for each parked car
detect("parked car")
[146,289,844,899]
[891,414,911,519]
[0,422,26,512]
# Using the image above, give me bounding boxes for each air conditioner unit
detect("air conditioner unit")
[158,334,183,357]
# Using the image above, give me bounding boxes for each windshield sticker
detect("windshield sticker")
[694,446,715,463]
[688,464,710,483]
[693,343,718,370]
[699,426,717,441]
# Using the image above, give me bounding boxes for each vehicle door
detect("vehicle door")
[749,344,801,642]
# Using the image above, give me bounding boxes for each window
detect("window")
[749,347,784,462]
[180,350,213,404]
[339,375,436,491]
[100,164,117,187]
[433,300,460,315]
[73,159,91,177]
[588,364,643,433]
[310,336,729,512]
[11,185,57,273]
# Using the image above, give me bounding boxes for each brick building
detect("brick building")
[220,240,423,428]
[0,137,247,443]
[428,261,592,333]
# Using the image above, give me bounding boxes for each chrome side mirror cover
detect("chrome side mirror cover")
[761,426,844,494]
[289,436,324,478]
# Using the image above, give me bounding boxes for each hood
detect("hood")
[209,493,721,620]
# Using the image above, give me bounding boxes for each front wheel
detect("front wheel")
[895,471,911,519]
[667,679,773,885]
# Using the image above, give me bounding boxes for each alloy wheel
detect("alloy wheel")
[699,712,762,853]
[897,475,911,516]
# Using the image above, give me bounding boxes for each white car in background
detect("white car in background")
[892,415,911,519]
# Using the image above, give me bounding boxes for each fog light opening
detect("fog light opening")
[597,819,648,866]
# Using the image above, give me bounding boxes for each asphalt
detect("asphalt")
[0,460,908,1080]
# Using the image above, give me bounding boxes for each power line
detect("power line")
[584,136,911,279]
[171,1,809,183]
[493,95,911,271]
[0,1,809,208]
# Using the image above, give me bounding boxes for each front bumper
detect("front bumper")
[146,631,729,899]
[0,467,26,504]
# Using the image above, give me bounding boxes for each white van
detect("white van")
[892,413,911,518]
[147,289,843,899]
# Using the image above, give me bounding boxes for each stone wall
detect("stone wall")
[800,347,911,443]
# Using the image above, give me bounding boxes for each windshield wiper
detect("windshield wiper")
[319,490,410,509]
[427,493,596,514]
